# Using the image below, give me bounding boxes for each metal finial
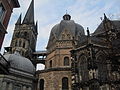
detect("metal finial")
[66,10,67,14]
[87,27,90,37]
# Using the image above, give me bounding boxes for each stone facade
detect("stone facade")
[36,14,85,90]
[71,14,120,90]
[0,75,33,90]
[37,70,71,90]
[0,0,120,90]
[10,0,38,59]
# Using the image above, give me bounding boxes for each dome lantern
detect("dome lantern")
[63,14,71,20]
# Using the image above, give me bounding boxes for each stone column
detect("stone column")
[2,81,7,90]
[8,83,13,90]
[23,86,26,90]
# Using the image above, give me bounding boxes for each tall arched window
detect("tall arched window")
[96,54,107,81]
[23,42,25,48]
[15,40,18,46]
[79,55,88,81]
[39,79,44,90]
[62,77,69,90]
[64,57,69,66]
[0,4,5,21]
[50,60,52,68]
[19,40,22,47]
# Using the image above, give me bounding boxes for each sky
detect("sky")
[1,0,120,70]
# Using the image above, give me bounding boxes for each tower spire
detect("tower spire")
[35,21,38,34]
[16,14,22,25]
[104,13,109,21]
[22,0,34,24]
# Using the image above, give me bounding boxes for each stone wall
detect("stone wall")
[37,70,71,90]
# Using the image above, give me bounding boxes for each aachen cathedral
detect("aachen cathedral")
[0,0,120,90]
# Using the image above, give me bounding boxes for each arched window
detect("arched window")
[15,40,18,46]
[79,55,88,81]
[0,4,5,21]
[19,40,22,47]
[64,57,69,66]
[24,32,28,39]
[96,54,107,81]
[39,79,44,90]
[50,60,52,68]
[23,42,25,48]
[62,77,69,90]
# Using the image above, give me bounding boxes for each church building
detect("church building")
[36,13,85,90]
[0,0,120,90]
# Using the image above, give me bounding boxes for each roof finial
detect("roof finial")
[87,27,90,37]
[104,13,107,19]
[63,11,71,20]
[22,0,34,24]
[66,10,67,14]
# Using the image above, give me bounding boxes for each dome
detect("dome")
[50,15,85,39]
[3,52,35,74]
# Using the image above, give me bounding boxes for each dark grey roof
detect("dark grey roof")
[93,22,104,35]
[22,0,34,24]
[93,20,120,35]
[77,35,87,47]
[15,14,21,25]
[47,19,85,49]
[4,52,35,74]
[112,20,120,30]
[51,20,85,39]
[77,35,107,48]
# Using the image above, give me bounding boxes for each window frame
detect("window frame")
[62,77,69,90]
[39,79,44,90]
[49,60,52,68]
[64,57,69,66]
[0,3,6,23]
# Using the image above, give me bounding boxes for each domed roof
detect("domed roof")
[3,52,35,74]
[51,14,85,39]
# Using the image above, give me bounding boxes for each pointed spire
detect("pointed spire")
[87,27,91,44]
[87,27,90,37]
[22,0,34,24]
[104,13,109,22]
[104,13,107,19]
[35,21,38,34]
[16,14,22,25]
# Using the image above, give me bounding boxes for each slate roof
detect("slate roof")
[22,0,34,24]
[4,52,35,74]
[93,20,120,36]
[51,20,85,39]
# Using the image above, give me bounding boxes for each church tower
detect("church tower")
[10,0,38,59]
[37,14,85,90]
